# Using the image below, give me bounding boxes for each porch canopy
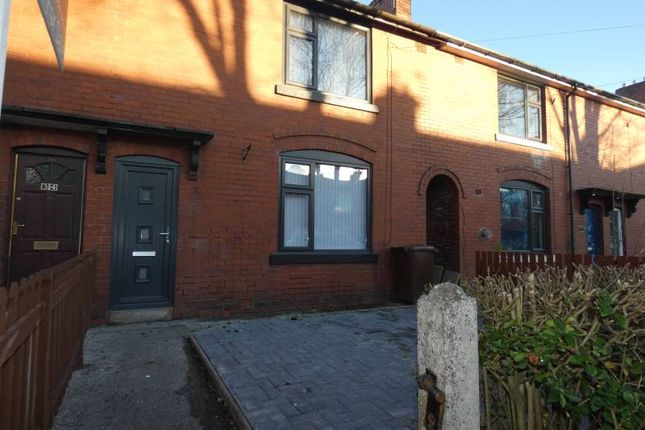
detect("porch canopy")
[1,105,214,177]
[577,187,645,218]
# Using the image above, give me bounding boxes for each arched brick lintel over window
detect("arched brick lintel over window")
[497,166,552,188]
[273,132,376,163]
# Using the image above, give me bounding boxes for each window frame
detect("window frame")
[609,207,625,257]
[277,150,372,254]
[497,76,545,143]
[283,3,372,103]
[500,180,549,252]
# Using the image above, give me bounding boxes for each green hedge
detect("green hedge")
[464,265,644,430]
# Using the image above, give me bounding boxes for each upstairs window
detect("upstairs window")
[498,77,543,141]
[500,181,547,251]
[285,5,369,101]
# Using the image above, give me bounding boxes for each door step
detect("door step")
[108,307,173,324]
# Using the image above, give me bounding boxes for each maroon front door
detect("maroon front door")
[8,149,86,283]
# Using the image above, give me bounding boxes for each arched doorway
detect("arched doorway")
[426,175,460,272]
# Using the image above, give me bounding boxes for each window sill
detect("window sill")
[495,133,553,151]
[275,84,380,113]
[269,252,378,265]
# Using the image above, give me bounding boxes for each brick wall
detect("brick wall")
[616,81,645,103]
[369,0,412,20]
[567,94,645,256]
[2,0,644,321]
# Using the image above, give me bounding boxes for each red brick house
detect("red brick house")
[617,81,645,103]
[2,0,644,322]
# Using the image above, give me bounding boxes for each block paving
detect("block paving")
[192,306,417,429]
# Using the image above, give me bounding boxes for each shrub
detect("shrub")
[463,265,645,429]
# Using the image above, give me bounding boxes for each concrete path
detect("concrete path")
[52,320,239,430]
[192,307,417,430]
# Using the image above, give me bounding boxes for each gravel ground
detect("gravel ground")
[51,320,240,430]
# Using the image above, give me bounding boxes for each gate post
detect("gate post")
[417,283,479,429]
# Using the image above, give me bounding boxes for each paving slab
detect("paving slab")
[52,320,239,430]
[192,306,417,430]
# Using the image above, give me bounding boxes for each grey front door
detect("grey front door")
[110,156,179,310]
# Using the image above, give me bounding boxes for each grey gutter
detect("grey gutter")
[309,0,645,114]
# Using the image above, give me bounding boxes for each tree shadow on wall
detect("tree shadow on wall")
[177,0,251,101]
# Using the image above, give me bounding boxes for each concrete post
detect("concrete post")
[417,283,479,429]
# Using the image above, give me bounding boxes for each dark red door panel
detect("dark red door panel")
[9,151,86,283]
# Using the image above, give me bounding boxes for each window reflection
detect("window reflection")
[500,181,547,251]
[25,167,42,184]
[501,188,529,250]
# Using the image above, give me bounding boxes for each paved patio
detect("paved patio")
[191,306,417,430]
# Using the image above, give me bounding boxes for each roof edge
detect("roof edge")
[308,0,645,115]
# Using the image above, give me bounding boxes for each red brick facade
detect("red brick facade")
[616,81,645,103]
[2,0,644,323]
[370,0,411,20]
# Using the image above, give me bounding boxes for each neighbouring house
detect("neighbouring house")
[1,0,644,323]
[616,81,645,103]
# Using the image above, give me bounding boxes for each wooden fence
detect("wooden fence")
[475,251,644,277]
[0,251,97,430]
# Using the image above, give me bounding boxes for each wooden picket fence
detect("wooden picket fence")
[0,251,97,430]
[475,251,644,277]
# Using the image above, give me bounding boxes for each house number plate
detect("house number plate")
[40,183,59,191]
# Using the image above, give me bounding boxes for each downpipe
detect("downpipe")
[563,86,577,256]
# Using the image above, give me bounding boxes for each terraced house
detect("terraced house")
[2,0,644,323]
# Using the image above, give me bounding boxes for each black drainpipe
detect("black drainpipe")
[564,85,577,256]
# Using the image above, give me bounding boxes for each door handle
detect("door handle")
[12,222,25,235]
[158,231,171,244]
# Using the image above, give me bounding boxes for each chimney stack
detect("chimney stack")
[369,0,412,21]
